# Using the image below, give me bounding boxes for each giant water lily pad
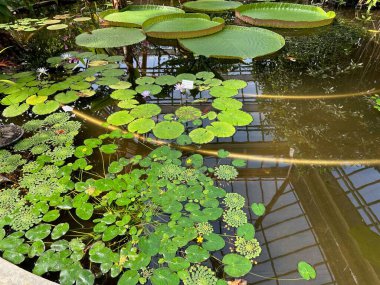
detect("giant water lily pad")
[235,3,336,28]
[183,1,242,12]
[142,13,225,39]
[75,27,146,48]
[179,25,285,60]
[101,5,185,27]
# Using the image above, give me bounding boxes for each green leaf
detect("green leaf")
[102,225,120,242]
[42,209,60,222]
[32,100,60,115]
[203,233,225,251]
[251,203,265,216]
[118,270,139,285]
[153,121,184,140]
[130,104,161,118]
[139,234,160,256]
[76,27,146,48]
[128,118,155,134]
[209,86,238,98]
[189,128,215,144]
[217,149,230,158]
[222,253,252,277]
[297,261,317,280]
[76,203,94,220]
[25,224,52,241]
[51,223,70,240]
[151,268,179,285]
[2,103,29,117]
[183,0,241,12]
[236,2,336,28]
[185,245,209,263]
[107,111,135,126]
[232,159,247,167]
[222,79,247,90]
[28,240,45,257]
[217,110,253,126]
[237,223,255,240]
[3,250,25,264]
[206,122,235,138]
[179,25,285,60]
[100,144,118,154]
[168,257,190,272]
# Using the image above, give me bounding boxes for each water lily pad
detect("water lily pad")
[222,79,247,89]
[176,73,196,82]
[189,128,215,144]
[206,121,235,137]
[135,84,162,95]
[298,261,317,280]
[222,253,252,277]
[196,71,214,80]
[109,81,131,89]
[175,106,202,122]
[217,110,253,126]
[184,0,242,12]
[212,97,242,111]
[153,121,184,139]
[209,86,238,97]
[155,75,177,85]
[26,95,48,105]
[47,24,68,30]
[118,99,139,109]
[54,91,79,104]
[32,100,60,115]
[2,103,29,117]
[236,3,336,28]
[107,111,135,126]
[130,104,161,118]
[136,76,155,85]
[179,25,285,60]
[142,13,225,39]
[110,89,137,100]
[73,17,92,22]
[102,5,185,27]
[128,118,155,134]
[75,27,146,48]
[43,19,61,25]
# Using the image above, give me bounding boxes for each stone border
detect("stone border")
[0,258,58,285]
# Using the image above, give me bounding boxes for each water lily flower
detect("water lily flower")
[61,52,73,60]
[175,83,186,93]
[36,67,48,79]
[141,90,151,98]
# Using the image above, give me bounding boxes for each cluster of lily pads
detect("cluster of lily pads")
[0,109,316,284]
[73,2,336,60]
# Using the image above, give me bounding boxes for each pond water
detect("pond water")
[1,1,380,284]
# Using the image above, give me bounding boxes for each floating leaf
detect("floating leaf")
[206,121,235,137]
[130,104,161,118]
[185,245,209,263]
[25,224,52,241]
[175,106,202,122]
[136,76,155,85]
[222,253,252,277]
[168,257,190,272]
[75,27,146,48]
[151,268,179,285]
[212,97,242,111]
[189,128,215,144]
[298,261,317,280]
[142,13,225,39]
[2,103,29,117]
[42,210,60,222]
[102,5,185,27]
[32,100,60,115]
[109,81,131,90]
[155,75,177,85]
[128,118,155,134]
[76,203,94,220]
[55,91,79,104]
[107,111,135,126]
[153,121,184,140]
[217,149,230,158]
[3,251,25,264]
[135,84,162,95]
[118,270,139,285]
[203,233,225,251]
[237,223,255,240]
[176,73,196,82]
[179,25,285,60]
[47,24,68,30]
[110,89,137,100]
[184,1,242,12]
[217,110,253,126]
[209,86,238,98]
[222,79,247,90]
[26,95,48,105]
[51,223,70,240]
[236,2,336,28]
[102,225,120,241]
[73,17,92,22]
[251,203,265,216]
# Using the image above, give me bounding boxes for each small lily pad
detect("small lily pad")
[189,128,215,144]
[32,100,60,115]
[128,118,155,134]
[153,121,184,140]
[107,111,135,126]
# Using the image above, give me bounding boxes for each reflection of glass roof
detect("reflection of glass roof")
[332,166,380,235]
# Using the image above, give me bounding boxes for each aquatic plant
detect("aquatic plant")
[10,205,42,231]
[224,193,245,209]
[234,237,262,259]
[195,222,214,235]
[184,265,218,285]
[214,165,239,181]
[0,150,26,173]
[223,208,247,227]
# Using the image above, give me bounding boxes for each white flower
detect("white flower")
[175,83,185,93]
[141,90,151,98]
[61,52,73,60]
[36,67,48,79]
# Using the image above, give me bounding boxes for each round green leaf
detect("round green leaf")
[42,210,60,222]
[298,261,317,280]
[251,203,265,216]
[203,233,225,251]
[32,100,60,115]
[222,253,252,277]
[128,118,155,134]
[237,223,255,240]
[189,128,215,144]
[2,103,29,117]
[212,97,242,111]
[130,104,161,118]
[118,270,139,285]
[185,245,209,263]
[153,121,184,140]
[209,86,238,98]
[76,203,94,220]
[206,121,235,138]
[151,268,179,285]
[25,224,52,241]
[222,79,247,90]
[51,223,70,240]
[217,110,253,126]
[107,111,135,126]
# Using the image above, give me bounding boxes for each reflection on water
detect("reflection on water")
[2,3,380,284]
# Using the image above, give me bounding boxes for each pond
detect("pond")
[0,1,380,284]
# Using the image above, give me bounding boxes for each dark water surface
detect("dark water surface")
[2,2,380,284]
